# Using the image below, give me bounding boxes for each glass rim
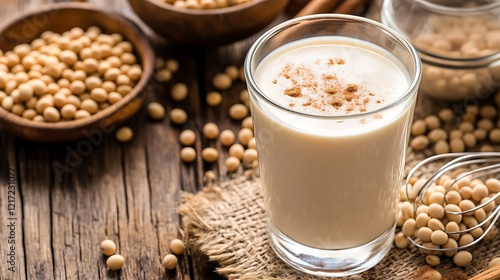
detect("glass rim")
[414,0,500,15]
[244,14,422,120]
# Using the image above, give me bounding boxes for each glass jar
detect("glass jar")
[381,0,500,101]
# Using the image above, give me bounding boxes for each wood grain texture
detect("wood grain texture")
[0,0,378,279]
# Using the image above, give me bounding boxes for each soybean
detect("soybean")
[100,239,117,256]
[106,254,125,270]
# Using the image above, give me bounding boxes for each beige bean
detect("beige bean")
[238,128,253,146]
[169,239,185,255]
[415,213,430,229]
[450,138,465,153]
[428,218,445,231]
[424,115,440,130]
[446,221,461,241]
[203,122,219,139]
[100,239,116,256]
[241,117,253,130]
[453,251,472,267]
[427,203,445,219]
[162,254,178,270]
[201,147,219,162]
[402,218,416,236]
[171,83,188,101]
[219,129,235,147]
[106,254,125,270]
[400,201,414,220]
[179,130,196,146]
[212,73,232,90]
[170,108,188,125]
[242,148,258,163]
[410,135,430,150]
[430,230,448,245]
[229,104,248,120]
[75,110,91,119]
[115,127,133,142]
[229,144,244,159]
[486,178,500,193]
[425,255,441,267]
[418,227,433,242]
[434,140,449,154]
[147,102,165,120]
[43,106,60,122]
[225,156,240,172]
[488,257,500,269]
[438,108,454,122]
[394,231,408,249]
[206,91,222,106]
[428,128,447,142]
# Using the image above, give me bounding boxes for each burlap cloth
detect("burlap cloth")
[178,93,500,280]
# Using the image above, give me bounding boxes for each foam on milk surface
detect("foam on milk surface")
[255,36,409,117]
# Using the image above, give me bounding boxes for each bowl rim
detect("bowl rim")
[0,2,155,133]
[143,0,268,15]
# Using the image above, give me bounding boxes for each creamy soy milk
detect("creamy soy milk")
[251,36,415,249]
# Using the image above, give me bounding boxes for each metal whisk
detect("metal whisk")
[405,152,500,251]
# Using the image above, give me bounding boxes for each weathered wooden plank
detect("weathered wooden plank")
[0,135,27,280]
[49,136,126,280]
[165,47,205,195]
[119,118,164,280]
[16,140,54,280]
[146,46,196,279]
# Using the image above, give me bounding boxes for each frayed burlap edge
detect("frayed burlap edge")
[178,150,499,280]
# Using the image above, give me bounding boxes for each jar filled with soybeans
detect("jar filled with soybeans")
[381,0,500,101]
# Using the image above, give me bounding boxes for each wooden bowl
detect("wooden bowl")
[0,3,155,142]
[128,0,289,46]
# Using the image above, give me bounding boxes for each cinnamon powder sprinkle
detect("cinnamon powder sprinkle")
[331,98,343,108]
[276,60,379,114]
[345,84,358,93]
[284,87,302,98]
[327,58,345,65]
[342,84,358,102]
[323,74,336,80]
[343,92,355,102]
[326,87,338,95]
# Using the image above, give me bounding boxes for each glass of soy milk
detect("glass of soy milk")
[244,14,421,277]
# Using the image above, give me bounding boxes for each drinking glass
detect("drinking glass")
[244,14,421,277]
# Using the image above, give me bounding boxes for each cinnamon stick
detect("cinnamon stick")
[332,0,368,15]
[469,265,500,280]
[294,0,342,18]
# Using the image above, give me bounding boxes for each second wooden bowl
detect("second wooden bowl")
[128,0,289,46]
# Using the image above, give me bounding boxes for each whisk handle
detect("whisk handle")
[469,265,500,280]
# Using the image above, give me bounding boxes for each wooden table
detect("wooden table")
[0,1,376,279]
